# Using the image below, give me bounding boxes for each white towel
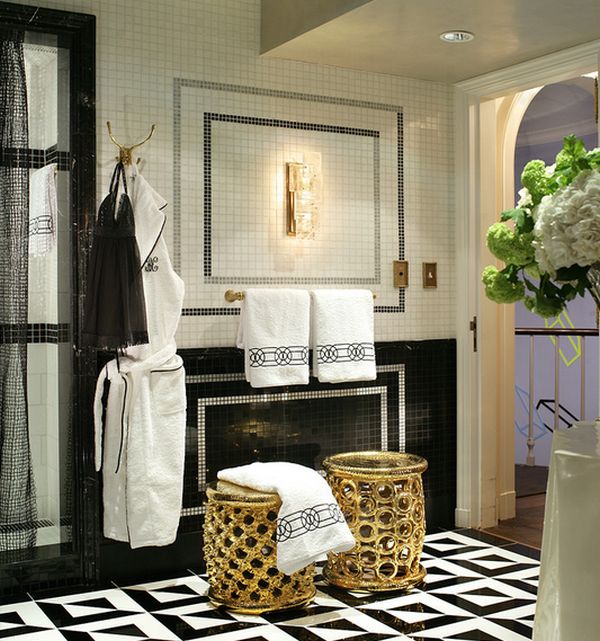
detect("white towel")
[311,289,376,383]
[218,462,355,575]
[29,164,57,256]
[236,288,310,388]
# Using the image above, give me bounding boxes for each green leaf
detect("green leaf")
[555,265,589,281]
[586,149,600,168]
[500,263,520,283]
[577,157,591,171]
[523,277,539,293]
[576,279,588,296]
[559,283,578,301]
[499,208,534,233]
[500,208,521,222]
[562,135,586,160]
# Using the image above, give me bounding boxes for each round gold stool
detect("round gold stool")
[322,451,428,592]
[203,480,316,613]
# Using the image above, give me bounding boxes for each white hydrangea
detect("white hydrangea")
[517,187,533,208]
[533,169,600,276]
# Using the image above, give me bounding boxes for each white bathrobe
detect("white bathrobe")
[93,165,186,548]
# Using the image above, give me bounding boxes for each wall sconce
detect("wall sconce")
[286,160,321,239]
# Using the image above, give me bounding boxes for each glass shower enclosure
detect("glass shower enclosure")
[0,1,96,597]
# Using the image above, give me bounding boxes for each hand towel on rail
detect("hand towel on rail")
[236,288,310,388]
[311,289,376,383]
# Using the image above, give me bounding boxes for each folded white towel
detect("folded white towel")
[29,164,58,256]
[236,288,310,388]
[311,289,376,383]
[218,462,355,575]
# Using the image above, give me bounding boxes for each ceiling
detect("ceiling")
[261,0,600,83]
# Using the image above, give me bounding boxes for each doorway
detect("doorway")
[485,75,598,548]
[454,41,600,536]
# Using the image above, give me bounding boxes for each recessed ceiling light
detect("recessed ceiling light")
[440,30,475,43]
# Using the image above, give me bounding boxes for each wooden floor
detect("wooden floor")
[484,493,546,548]
[515,464,548,497]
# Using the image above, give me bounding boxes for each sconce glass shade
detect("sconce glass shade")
[286,161,320,239]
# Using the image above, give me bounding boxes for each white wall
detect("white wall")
[13,0,456,348]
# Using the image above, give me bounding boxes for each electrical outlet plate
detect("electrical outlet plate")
[393,260,408,288]
[423,262,437,288]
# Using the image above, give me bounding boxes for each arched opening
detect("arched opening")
[485,75,598,547]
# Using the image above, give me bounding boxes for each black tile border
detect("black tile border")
[0,323,71,344]
[202,111,381,284]
[173,78,405,315]
[0,145,70,170]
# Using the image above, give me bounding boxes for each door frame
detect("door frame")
[454,41,600,529]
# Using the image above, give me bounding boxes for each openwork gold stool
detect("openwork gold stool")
[203,480,316,613]
[322,451,428,592]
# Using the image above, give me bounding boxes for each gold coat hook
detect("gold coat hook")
[106,121,156,165]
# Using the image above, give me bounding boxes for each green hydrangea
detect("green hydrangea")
[521,160,549,205]
[482,266,525,304]
[486,222,534,266]
[523,295,564,319]
[482,137,599,319]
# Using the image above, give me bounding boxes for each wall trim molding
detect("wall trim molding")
[456,40,600,99]
[497,490,517,522]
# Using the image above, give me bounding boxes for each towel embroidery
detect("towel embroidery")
[276,503,346,542]
[317,342,375,364]
[29,214,53,236]
[249,345,309,367]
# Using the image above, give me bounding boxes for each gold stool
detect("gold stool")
[203,480,316,613]
[322,451,428,592]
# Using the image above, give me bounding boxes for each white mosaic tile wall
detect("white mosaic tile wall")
[13,0,455,347]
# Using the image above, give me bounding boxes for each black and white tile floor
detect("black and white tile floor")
[0,530,540,641]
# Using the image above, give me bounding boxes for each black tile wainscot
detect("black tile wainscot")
[99,339,456,585]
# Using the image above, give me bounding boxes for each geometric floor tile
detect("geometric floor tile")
[0,530,539,641]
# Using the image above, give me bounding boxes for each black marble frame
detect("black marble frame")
[0,1,97,599]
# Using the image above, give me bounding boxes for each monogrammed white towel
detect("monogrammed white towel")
[311,289,376,383]
[29,164,57,256]
[218,462,355,575]
[236,288,310,388]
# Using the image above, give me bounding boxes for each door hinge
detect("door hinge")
[469,316,477,352]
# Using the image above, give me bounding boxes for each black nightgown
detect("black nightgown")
[83,162,148,350]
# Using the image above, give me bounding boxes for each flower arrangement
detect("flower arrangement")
[482,136,600,318]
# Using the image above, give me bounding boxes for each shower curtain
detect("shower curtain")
[0,30,37,552]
